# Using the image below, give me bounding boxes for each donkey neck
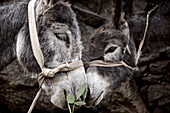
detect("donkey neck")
[0,1,28,71]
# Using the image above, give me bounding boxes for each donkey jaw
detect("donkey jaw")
[42,66,87,109]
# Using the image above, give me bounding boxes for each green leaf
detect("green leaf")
[66,94,75,104]
[76,83,87,100]
[75,101,86,106]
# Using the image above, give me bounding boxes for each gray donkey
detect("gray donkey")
[73,0,170,112]
[0,0,87,110]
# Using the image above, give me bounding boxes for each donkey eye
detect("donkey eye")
[54,33,67,40]
[54,33,70,47]
[105,46,117,54]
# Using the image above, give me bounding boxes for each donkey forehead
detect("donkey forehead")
[91,27,127,47]
[37,2,81,41]
[38,2,74,26]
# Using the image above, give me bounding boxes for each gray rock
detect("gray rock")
[142,74,164,83]
[150,60,170,74]
[134,65,147,78]
[139,53,159,64]
[147,84,170,102]
[158,96,170,106]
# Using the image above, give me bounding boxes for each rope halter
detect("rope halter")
[90,60,135,71]
[38,60,83,86]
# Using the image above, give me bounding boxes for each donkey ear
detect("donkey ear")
[35,0,56,19]
[112,0,129,36]
[42,0,58,7]
[72,5,108,28]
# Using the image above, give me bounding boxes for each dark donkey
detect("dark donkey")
[73,0,170,112]
[0,0,87,110]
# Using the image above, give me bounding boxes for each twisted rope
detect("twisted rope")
[90,60,135,70]
[135,5,159,65]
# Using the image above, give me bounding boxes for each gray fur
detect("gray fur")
[0,1,28,70]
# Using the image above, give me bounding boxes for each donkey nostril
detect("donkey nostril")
[85,87,91,102]
[63,89,67,99]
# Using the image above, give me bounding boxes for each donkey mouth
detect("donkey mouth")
[85,88,104,107]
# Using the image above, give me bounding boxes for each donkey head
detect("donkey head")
[16,0,87,109]
[85,4,136,107]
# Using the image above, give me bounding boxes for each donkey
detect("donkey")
[0,0,87,110]
[73,0,169,112]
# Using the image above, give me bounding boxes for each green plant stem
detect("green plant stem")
[67,102,72,113]
[72,103,75,113]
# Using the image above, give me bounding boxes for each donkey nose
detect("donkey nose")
[50,86,75,109]
[43,66,87,109]
[85,85,105,108]
[85,87,94,107]
[50,82,88,110]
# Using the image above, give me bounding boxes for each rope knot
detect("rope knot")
[42,68,55,77]
[37,61,83,87]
